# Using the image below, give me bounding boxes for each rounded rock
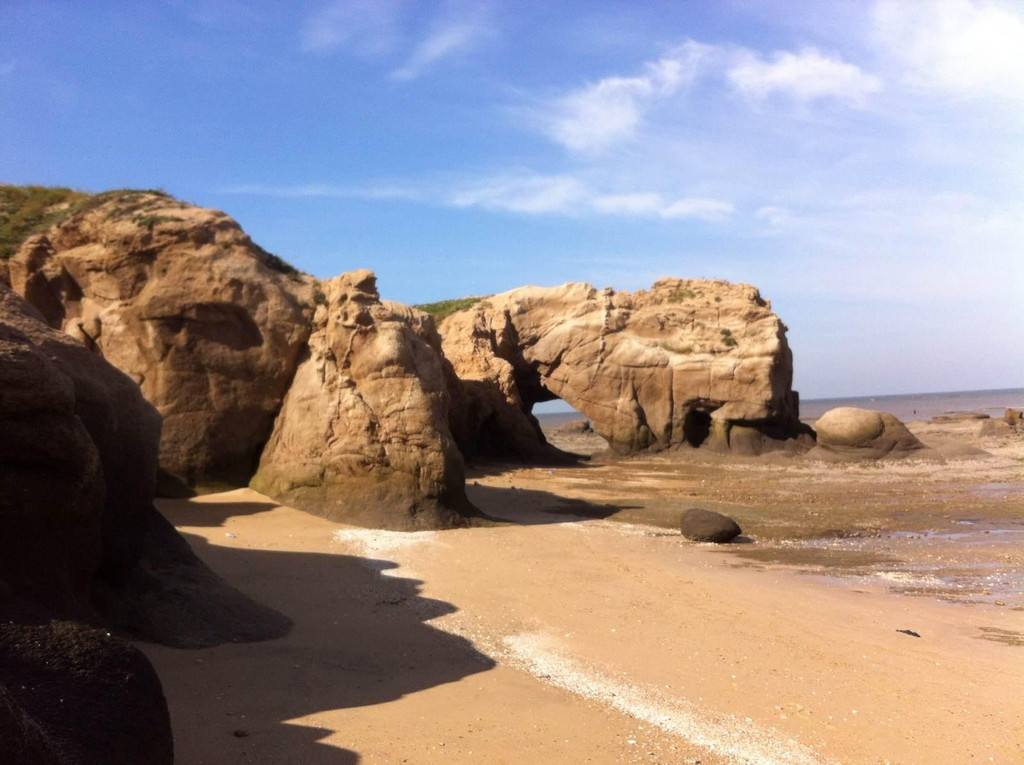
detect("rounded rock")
[680,508,742,544]
[815,407,885,447]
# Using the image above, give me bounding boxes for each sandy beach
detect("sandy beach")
[143,416,1024,764]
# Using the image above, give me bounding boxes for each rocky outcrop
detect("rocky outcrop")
[438,279,805,459]
[810,407,925,460]
[0,285,289,762]
[8,191,315,493]
[251,271,474,530]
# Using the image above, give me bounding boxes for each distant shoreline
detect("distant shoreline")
[536,387,1024,425]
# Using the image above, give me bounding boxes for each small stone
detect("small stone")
[232,729,249,738]
[896,629,921,638]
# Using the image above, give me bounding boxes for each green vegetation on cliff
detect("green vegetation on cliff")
[413,296,486,321]
[0,184,173,259]
[1,184,302,280]
[0,185,88,259]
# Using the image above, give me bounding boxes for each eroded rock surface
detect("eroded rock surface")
[811,407,925,460]
[438,279,805,458]
[8,191,315,492]
[252,271,473,529]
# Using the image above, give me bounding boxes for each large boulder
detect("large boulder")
[0,285,289,763]
[811,407,925,460]
[0,284,172,762]
[437,279,805,459]
[0,619,173,765]
[251,270,474,530]
[0,284,158,613]
[0,282,288,643]
[8,190,315,492]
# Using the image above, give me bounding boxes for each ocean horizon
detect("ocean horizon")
[536,386,1024,425]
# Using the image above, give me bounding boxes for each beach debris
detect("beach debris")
[896,629,921,638]
[930,411,989,423]
[554,419,593,435]
[680,508,742,543]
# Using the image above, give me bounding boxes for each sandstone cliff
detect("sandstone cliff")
[251,271,472,529]
[438,278,804,458]
[5,187,477,528]
[8,190,315,492]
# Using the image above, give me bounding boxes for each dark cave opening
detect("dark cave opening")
[683,409,713,447]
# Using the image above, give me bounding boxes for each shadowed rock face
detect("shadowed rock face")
[438,278,805,459]
[251,271,474,530]
[8,192,315,492]
[0,285,289,763]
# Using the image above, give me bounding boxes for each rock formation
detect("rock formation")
[437,279,805,459]
[8,190,315,493]
[810,407,925,460]
[251,271,474,530]
[0,284,289,763]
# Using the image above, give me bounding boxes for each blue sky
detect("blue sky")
[2,0,1022,398]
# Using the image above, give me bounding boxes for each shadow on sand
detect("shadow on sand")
[144,500,497,765]
[465,481,643,526]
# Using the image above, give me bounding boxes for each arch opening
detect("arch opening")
[682,408,713,447]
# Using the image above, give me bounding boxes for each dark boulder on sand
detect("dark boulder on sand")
[680,508,742,543]
[553,419,594,435]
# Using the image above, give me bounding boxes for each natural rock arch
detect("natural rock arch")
[438,278,807,459]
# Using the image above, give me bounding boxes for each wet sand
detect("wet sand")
[538,416,1024,607]
[143,416,1024,764]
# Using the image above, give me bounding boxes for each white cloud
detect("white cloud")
[448,174,732,220]
[449,175,589,214]
[754,205,793,228]
[540,41,710,153]
[727,48,881,105]
[224,175,733,222]
[590,193,663,215]
[301,0,405,55]
[391,20,487,81]
[872,0,1024,100]
[533,40,881,154]
[301,0,490,79]
[660,197,734,221]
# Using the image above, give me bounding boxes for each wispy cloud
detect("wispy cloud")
[872,0,1024,100]
[537,41,710,154]
[301,0,491,80]
[301,0,405,56]
[220,183,424,202]
[391,19,489,81]
[727,48,881,105]
[222,175,733,222]
[449,174,588,214]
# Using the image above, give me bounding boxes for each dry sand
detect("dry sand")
[144,424,1024,765]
